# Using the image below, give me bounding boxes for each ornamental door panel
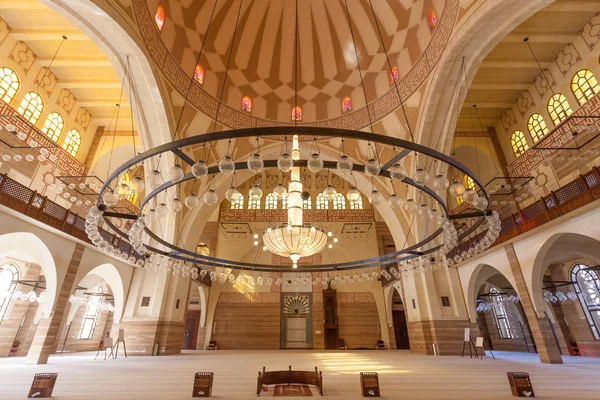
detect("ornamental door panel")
[286,315,307,349]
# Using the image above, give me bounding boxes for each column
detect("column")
[26,244,84,364]
[504,244,563,364]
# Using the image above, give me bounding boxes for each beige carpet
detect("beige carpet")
[0,350,599,399]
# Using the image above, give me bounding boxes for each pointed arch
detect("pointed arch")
[155,6,165,31]
[194,64,204,85]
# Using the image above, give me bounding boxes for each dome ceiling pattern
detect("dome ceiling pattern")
[134,0,458,131]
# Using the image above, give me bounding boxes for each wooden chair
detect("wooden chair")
[206,341,218,350]
[338,338,347,350]
[376,340,387,350]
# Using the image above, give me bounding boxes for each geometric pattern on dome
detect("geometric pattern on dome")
[135,0,458,130]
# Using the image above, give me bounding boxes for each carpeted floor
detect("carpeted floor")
[1,350,599,399]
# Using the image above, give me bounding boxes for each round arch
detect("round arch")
[466,263,518,322]
[75,264,126,323]
[0,232,57,318]
[531,232,600,316]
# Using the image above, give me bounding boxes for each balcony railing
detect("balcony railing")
[450,166,600,259]
[0,173,135,259]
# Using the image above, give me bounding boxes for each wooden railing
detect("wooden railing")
[0,173,135,258]
[450,166,600,258]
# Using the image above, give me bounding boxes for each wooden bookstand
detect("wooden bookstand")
[507,372,535,397]
[28,373,58,398]
[360,372,380,397]
[192,372,214,397]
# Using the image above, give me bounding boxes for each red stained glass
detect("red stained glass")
[242,96,252,113]
[194,64,204,85]
[389,66,400,86]
[292,105,302,121]
[428,8,438,29]
[155,6,165,31]
[342,96,352,113]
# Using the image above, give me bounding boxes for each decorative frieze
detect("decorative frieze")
[219,209,375,222]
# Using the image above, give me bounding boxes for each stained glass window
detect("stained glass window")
[571,69,600,105]
[292,105,302,121]
[41,112,64,142]
[428,8,438,29]
[0,67,19,104]
[242,96,252,113]
[511,130,529,157]
[231,194,244,210]
[389,66,400,86]
[17,92,44,125]
[62,129,81,157]
[342,96,352,113]
[349,195,363,210]
[303,195,312,210]
[572,264,600,340]
[333,192,346,209]
[281,193,288,209]
[194,64,204,85]
[265,193,277,210]
[316,193,329,210]
[248,196,260,210]
[490,286,514,339]
[547,93,573,125]
[527,113,548,143]
[0,263,18,321]
[155,6,165,31]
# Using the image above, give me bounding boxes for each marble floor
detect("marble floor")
[1,350,599,399]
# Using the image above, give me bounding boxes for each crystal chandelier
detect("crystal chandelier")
[262,135,328,266]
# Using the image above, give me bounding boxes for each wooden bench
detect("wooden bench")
[257,365,323,396]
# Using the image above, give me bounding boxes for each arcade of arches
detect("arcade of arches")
[2,0,600,399]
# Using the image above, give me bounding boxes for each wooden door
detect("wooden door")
[182,310,201,350]
[286,315,307,349]
[392,310,410,349]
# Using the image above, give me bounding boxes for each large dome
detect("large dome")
[137,0,457,129]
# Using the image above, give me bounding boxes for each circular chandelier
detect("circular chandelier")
[83,0,502,281]
[262,225,328,265]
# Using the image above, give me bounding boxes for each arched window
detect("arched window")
[0,263,19,321]
[155,6,165,31]
[511,130,529,157]
[527,113,548,143]
[303,195,312,210]
[0,67,20,104]
[248,196,260,210]
[547,93,572,125]
[119,174,135,203]
[292,105,302,121]
[389,66,399,86]
[333,192,346,209]
[41,112,64,142]
[62,129,81,157]
[316,193,328,209]
[427,8,438,29]
[281,193,288,209]
[265,193,277,210]
[349,195,363,210]
[17,91,44,124]
[241,96,252,113]
[194,64,204,85]
[571,69,600,105]
[231,194,244,210]
[79,287,102,340]
[464,175,475,191]
[341,96,352,113]
[572,264,600,340]
[489,286,514,339]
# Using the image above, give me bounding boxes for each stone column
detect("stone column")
[26,244,84,364]
[504,244,563,364]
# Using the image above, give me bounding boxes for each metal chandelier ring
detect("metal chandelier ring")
[96,126,490,272]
